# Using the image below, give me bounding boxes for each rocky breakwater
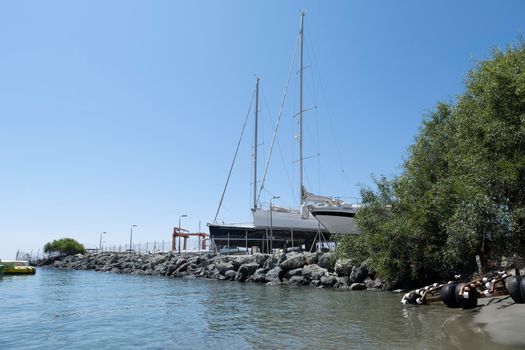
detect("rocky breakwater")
[42,252,384,290]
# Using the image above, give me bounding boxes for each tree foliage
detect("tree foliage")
[338,42,525,285]
[44,238,86,256]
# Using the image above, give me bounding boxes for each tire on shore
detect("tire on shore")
[505,275,524,303]
[519,277,525,303]
[405,292,419,305]
[441,283,461,308]
[455,283,477,309]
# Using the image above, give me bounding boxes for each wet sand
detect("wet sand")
[471,296,525,347]
[439,296,525,350]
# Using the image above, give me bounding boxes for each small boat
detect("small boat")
[0,260,36,275]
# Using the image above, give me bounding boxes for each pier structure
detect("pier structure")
[172,227,209,253]
[208,224,330,255]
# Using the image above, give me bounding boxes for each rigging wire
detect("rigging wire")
[260,84,295,208]
[256,32,301,205]
[304,40,322,196]
[305,23,353,198]
[213,87,257,223]
[301,69,321,196]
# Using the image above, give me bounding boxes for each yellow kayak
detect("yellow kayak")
[0,260,36,275]
[4,266,36,275]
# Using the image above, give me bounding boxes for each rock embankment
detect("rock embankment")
[41,252,384,290]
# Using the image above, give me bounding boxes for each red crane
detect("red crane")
[172,227,209,252]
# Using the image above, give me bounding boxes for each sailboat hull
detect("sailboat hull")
[310,207,360,234]
[252,208,323,230]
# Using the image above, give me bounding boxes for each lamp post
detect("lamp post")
[269,196,280,254]
[129,225,137,253]
[99,231,107,252]
[178,214,187,254]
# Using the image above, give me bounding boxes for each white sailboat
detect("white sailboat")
[252,11,326,234]
[208,12,327,253]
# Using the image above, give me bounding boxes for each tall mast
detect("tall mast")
[253,77,260,210]
[299,12,305,206]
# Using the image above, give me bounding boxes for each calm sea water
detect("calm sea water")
[0,268,517,350]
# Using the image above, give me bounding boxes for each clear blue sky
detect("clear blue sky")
[1,1,524,258]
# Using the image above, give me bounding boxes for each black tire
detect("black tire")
[505,276,524,303]
[519,276,525,303]
[405,292,419,305]
[455,283,478,309]
[441,283,461,308]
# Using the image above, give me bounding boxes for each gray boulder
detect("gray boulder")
[174,258,187,269]
[287,275,307,286]
[305,253,318,265]
[310,280,322,287]
[172,262,190,276]
[349,265,368,284]
[255,254,270,266]
[249,268,268,283]
[186,256,201,265]
[165,263,178,276]
[317,254,330,269]
[154,263,166,273]
[302,264,327,281]
[365,277,384,289]
[216,261,235,275]
[321,275,337,287]
[106,254,119,264]
[350,283,367,291]
[334,276,349,289]
[151,254,168,264]
[285,268,303,278]
[280,253,306,270]
[231,256,256,270]
[224,270,237,280]
[235,262,260,281]
[263,255,280,270]
[265,267,283,283]
[208,268,221,280]
[334,258,353,276]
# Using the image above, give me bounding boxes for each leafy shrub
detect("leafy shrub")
[339,42,525,285]
[44,238,86,256]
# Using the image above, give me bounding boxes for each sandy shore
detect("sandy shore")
[439,295,525,349]
[471,296,525,347]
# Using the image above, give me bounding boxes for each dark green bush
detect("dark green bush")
[338,42,525,285]
[44,238,86,256]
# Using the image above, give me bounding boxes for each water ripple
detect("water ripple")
[0,269,518,349]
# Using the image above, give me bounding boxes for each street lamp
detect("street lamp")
[270,196,280,254]
[178,214,187,254]
[99,231,107,252]
[129,225,137,253]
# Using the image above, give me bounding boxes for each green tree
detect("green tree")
[338,42,525,286]
[44,238,86,256]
